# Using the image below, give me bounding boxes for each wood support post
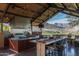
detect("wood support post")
[37,41,45,56]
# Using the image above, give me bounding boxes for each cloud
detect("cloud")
[47,18,69,24]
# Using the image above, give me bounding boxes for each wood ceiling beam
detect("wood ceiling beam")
[39,10,60,26]
[61,11,79,18]
[61,3,67,9]
[0,9,35,19]
[75,3,79,9]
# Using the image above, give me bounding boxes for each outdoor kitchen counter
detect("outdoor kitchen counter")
[36,36,67,56]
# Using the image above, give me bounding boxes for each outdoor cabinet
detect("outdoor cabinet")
[9,38,33,53]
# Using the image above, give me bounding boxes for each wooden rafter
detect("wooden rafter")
[75,3,79,9]
[39,10,60,26]
[31,6,50,23]
[61,3,67,9]
[61,11,79,18]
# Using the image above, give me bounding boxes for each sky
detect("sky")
[47,12,69,24]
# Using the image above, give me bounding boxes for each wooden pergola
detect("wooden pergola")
[0,3,79,31]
